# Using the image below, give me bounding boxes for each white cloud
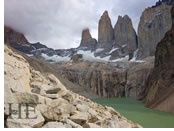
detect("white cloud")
[4,0,158,49]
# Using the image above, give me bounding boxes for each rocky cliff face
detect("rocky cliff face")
[137,3,173,59]
[55,62,126,97]
[4,26,29,44]
[143,6,174,113]
[4,45,141,128]
[125,57,154,98]
[113,15,137,59]
[96,11,114,51]
[54,58,154,98]
[78,28,97,50]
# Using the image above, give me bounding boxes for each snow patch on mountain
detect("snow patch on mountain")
[109,48,119,54]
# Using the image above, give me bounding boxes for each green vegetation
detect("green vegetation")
[92,97,174,128]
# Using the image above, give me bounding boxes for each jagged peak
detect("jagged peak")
[116,15,132,24]
[100,10,110,20]
[123,15,130,20]
[118,15,122,20]
[103,10,109,16]
[81,28,92,40]
[152,0,174,8]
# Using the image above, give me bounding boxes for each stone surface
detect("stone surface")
[71,54,83,63]
[4,26,29,44]
[70,112,89,125]
[143,6,174,113]
[137,3,173,59]
[79,28,97,50]
[45,94,60,99]
[126,57,154,98]
[114,15,137,58]
[55,60,154,98]
[42,122,66,128]
[96,11,114,51]
[76,103,89,112]
[65,119,82,128]
[118,120,132,128]
[37,98,74,121]
[83,123,100,128]
[4,45,32,93]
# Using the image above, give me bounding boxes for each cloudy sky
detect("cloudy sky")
[5,0,158,49]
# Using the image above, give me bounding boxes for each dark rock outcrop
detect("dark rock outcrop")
[78,28,97,51]
[143,6,174,113]
[4,26,73,57]
[96,11,114,51]
[137,3,173,59]
[4,26,29,44]
[152,0,174,8]
[4,26,33,54]
[71,54,83,63]
[31,42,47,49]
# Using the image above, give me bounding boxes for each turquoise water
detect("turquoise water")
[92,97,174,128]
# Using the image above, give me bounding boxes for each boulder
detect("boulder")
[37,98,75,121]
[118,120,132,128]
[31,75,67,96]
[65,119,82,128]
[95,117,120,128]
[72,54,83,63]
[70,112,89,125]
[45,94,60,99]
[107,117,119,128]
[87,108,98,122]
[76,103,89,112]
[83,123,100,128]
[42,122,66,128]
[13,92,39,104]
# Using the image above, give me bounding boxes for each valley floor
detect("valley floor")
[92,97,174,128]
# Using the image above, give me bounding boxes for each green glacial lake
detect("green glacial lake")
[92,97,174,128]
